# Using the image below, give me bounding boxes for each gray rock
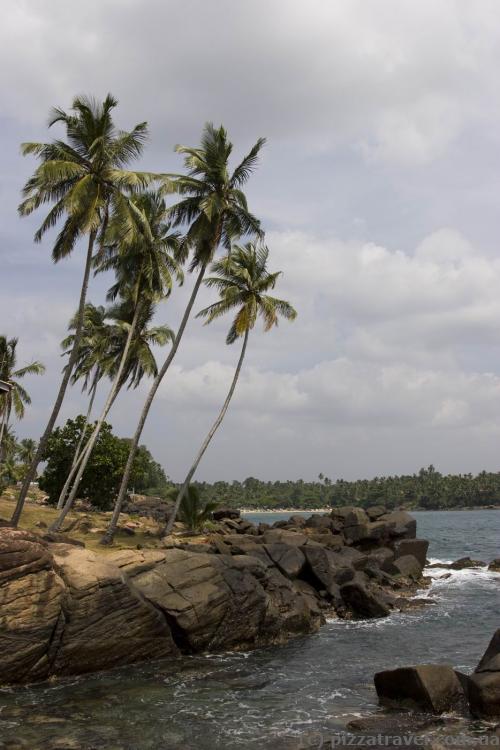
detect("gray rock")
[476,629,500,672]
[262,529,308,546]
[263,543,306,579]
[449,556,486,570]
[336,546,368,570]
[365,505,387,520]
[378,511,417,539]
[340,580,391,618]
[302,546,340,590]
[212,508,241,521]
[467,629,500,718]
[393,554,423,580]
[305,515,333,530]
[374,664,467,713]
[289,515,307,528]
[394,539,429,568]
[331,506,369,527]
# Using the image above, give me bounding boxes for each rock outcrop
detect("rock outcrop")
[0,506,426,686]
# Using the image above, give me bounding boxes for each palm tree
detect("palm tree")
[54,303,109,510]
[101,123,265,544]
[11,94,154,526]
[51,192,181,529]
[164,242,296,536]
[55,299,174,513]
[52,299,174,521]
[105,299,175,390]
[0,337,45,463]
[17,438,38,467]
[177,485,218,532]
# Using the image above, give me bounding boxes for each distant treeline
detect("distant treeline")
[187,466,500,510]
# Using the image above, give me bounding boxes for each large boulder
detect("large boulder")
[218,533,263,553]
[344,520,390,545]
[262,529,308,547]
[394,539,429,568]
[125,548,320,653]
[212,508,240,521]
[366,505,387,520]
[488,558,500,572]
[374,664,467,713]
[0,529,64,683]
[288,515,307,528]
[50,544,177,675]
[304,515,333,530]
[336,546,368,570]
[365,547,395,569]
[340,579,391,618]
[302,546,349,593]
[476,629,500,672]
[378,511,417,539]
[122,494,174,523]
[260,566,323,639]
[392,554,424,580]
[467,629,500,718]
[307,530,344,549]
[331,506,369,528]
[263,543,306,579]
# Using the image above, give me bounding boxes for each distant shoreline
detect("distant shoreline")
[240,508,331,514]
[240,506,500,514]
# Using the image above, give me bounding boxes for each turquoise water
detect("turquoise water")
[0,510,498,749]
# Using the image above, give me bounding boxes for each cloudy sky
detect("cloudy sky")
[2,0,500,482]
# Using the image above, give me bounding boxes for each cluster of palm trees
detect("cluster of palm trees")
[7,93,296,543]
[0,336,44,472]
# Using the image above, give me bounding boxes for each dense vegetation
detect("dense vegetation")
[39,416,168,510]
[191,466,500,511]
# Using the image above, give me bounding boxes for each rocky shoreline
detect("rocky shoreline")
[0,505,435,686]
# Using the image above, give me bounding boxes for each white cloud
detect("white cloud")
[2,2,500,480]
[1,1,500,166]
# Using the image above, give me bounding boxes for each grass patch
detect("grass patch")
[0,491,164,554]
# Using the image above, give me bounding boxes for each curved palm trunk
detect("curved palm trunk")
[10,230,97,526]
[56,372,99,510]
[164,328,249,537]
[100,263,207,545]
[0,399,11,465]
[50,304,141,532]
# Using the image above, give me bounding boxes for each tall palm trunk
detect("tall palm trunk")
[164,328,249,537]
[50,303,142,532]
[56,371,99,510]
[100,263,207,545]
[0,399,11,464]
[10,230,97,526]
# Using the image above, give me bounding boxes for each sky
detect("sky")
[1,0,500,482]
